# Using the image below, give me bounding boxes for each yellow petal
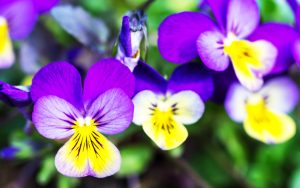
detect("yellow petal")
[55,125,121,178]
[244,95,296,144]
[142,117,188,150]
[0,17,14,68]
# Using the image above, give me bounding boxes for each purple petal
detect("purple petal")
[0,147,19,160]
[0,82,31,107]
[226,0,260,38]
[292,38,300,66]
[119,16,132,57]
[206,0,228,30]
[133,61,167,95]
[32,95,82,140]
[287,0,298,14]
[0,0,38,40]
[158,12,217,64]
[197,30,229,71]
[296,6,300,32]
[249,23,300,74]
[31,62,83,109]
[32,0,59,14]
[167,63,214,101]
[83,58,135,103]
[86,88,133,135]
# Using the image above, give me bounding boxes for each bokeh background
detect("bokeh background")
[1,0,300,187]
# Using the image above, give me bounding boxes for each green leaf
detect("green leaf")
[117,144,154,177]
[37,156,56,186]
[57,175,79,188]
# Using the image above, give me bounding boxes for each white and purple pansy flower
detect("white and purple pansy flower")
[0,0,59,68]
[132,62,214,150]
[31,59,135,178]
[158,0,299,91]
[116,11,147,72]
[225,77,299,144]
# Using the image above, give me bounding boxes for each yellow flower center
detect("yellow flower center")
[151,105,176,134]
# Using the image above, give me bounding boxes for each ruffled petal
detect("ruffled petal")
[225,82,251,123]
[258,77,299,114]
[86,89,133,135]
[0,0,38,39]
[31,62,83,109]
[166,91,204,125]
[197,30,229,71]
[249,23,299,74]
[226,0,260,38]
[32,96,81,140]
[132,90,158,125]
[55,128,121,178]
[143,118,188,150]
[83,59,135,103]
[133,61,167,95]
[167,63,214,101]
[158,12,217,64]
[32,0,59,14]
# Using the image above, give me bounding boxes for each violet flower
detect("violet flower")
[158,0,298,91]
[0,81,31,107]
[31,59,135,178]
[0,0,59,68]
[225,77,299,144]
[116,11,147,71]
[132,62,213,150]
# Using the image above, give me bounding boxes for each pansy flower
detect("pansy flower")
[0,81,31,107]
[132,62,213,150]
[116,11,147,71]
[0,0,59,68]
[225,77,299,144]
[31,59,135,177]
[158,0,299,91]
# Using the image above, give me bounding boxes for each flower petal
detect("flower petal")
[0,0,38,39]
[0,17,14,68]
[206,0,228,30]
[292,38,300,67]
[31,62,83,109]
[158,12,217,64]
[225,82,251,123]
[86,89,133,135]
[244,108,296,144]
[55,129,121,178]
[168,63,214,101]
[197,31,229,71]
[0,82,31,107]
[259,77,299,114]
[133,61,167,95]
[249,23,299,74]
[226,0,260,38]
[143,118,188,150]
[32,96,81,140]
[132,90,158,125]
[83,58,135,103]
[167,91,204,125]
[119,16,132,57]
[32,0,59,13]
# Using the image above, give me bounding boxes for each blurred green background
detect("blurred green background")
[1,0,300,188]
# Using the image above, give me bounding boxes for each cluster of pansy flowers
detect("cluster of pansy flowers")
[1,0,300,179]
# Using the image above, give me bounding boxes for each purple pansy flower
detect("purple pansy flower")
[132,62,213,150]
[158,0,298,91]
[116,11,147,71]
[0,0,59,68]
[225,77,299,144]
[31,59,135,178]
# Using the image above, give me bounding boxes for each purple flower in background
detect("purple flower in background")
[132,62,213,150]
[158,0,299,91]
[0,147,19,160]
[116,11,147,71]
[31,59,135,178]
[0,0,59,68]
[0,81,31,107]
[225,77,299,144]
